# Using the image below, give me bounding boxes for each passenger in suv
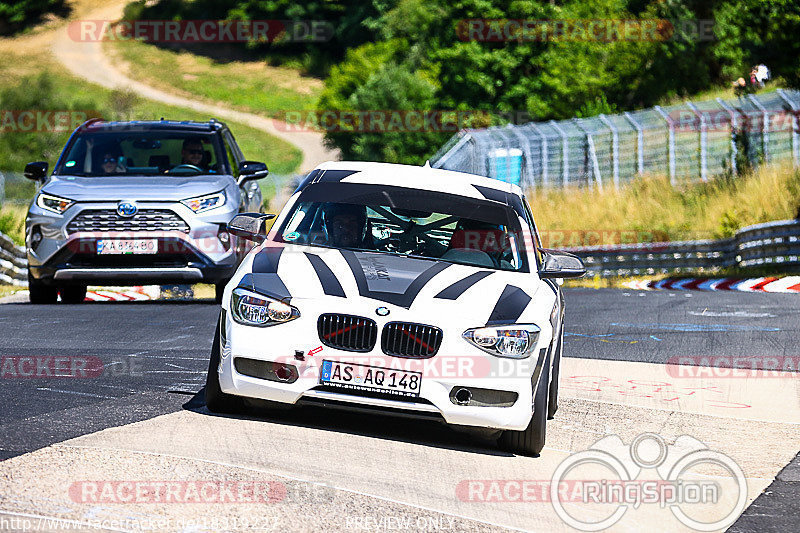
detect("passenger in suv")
[23,119,270,304]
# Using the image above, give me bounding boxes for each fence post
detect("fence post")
[654,105,676,185]
[716,98,739,176]
[529,123,549,187]
[573,118,603,190]
[685,101,707,181]
[777,89,800,167]
[623,112,644,175]
[549,120,569,186]
[748,94,769,163]
[506,124,535,188]
[0,172,5,205]
[598,114,619,188]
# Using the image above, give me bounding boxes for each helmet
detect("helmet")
[321,202,368,244]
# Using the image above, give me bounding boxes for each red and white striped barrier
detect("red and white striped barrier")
[624,276,800,293]
[83,286,161,302]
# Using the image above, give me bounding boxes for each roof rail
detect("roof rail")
[77,117,105,131]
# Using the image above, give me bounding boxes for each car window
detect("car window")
[522,196,544,268]
[276,183,528,272]
[222,131,240,178]
[55,131,224,176]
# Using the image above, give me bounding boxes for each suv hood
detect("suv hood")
[42,174,234,202]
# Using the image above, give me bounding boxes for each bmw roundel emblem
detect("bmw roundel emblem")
[376,307,390,316]
[117,201,138,217]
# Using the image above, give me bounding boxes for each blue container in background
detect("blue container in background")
[488,148,523,186]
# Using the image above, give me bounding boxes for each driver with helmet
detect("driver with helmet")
[322,203,371,249]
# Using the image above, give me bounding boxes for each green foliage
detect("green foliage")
[0,0,68,35]
[126,0,800,164]
[0,72,99,173]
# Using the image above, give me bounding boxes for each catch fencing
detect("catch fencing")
[567,219,800,277]
[431,89,800,188]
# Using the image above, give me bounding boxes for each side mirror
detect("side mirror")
[24,161,48,182]
[238,161,269,184]
[227,212,276,243]
[539,249,586,279]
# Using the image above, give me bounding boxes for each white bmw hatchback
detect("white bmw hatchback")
[205,161,585,456]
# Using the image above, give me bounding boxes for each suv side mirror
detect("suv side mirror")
[227,213,276,243]
[24,161,48,182]
[539,249,587,278]
[238,161,269,184]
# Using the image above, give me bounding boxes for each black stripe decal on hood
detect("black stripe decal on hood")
[237,273,291,302]
[486,284,531,325]
[304,252,346,297]
[252,246,284,273]
[340,250,450,309]
[434,271,493,300]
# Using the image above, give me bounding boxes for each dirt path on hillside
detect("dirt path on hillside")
[49,0,338,173]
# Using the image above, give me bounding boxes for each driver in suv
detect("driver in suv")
[23,119,270,304]
[180,138,207,170]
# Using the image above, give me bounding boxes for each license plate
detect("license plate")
[320,360,422,397]
[96,239,158,255]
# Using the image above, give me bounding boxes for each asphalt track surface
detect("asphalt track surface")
[0,288,798,531]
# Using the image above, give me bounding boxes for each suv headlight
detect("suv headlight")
[36,192,74,214]
[462,324,540,358]
[230,287,299,327]
[181,191,226,213]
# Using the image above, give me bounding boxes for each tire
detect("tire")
[59,285,87,304]
[499,350,550,457]
[204,315,243,414]
[548,328,563,420]
[28,272,57,304]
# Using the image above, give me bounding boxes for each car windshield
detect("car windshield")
[276,182,528,272]
[55,131,224,176]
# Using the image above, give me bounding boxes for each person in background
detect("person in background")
[755,64,770,87]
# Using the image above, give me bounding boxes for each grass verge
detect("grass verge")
[107,38,322,118]
[529,163,800,246]
[0,204,27,245]
[0,49,303,180]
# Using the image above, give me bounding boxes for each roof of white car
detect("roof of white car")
[311,161,523,198]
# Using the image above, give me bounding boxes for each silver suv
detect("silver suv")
[23,119,269,304]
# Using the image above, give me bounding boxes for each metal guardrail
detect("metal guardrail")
[566,219,800,277]
[431,89,800,189]
[0,231,27,286]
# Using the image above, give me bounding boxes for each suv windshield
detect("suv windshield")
[56,131,224,176]
[277,182,528,272]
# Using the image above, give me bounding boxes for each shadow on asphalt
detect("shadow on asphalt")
[182,388,514,458]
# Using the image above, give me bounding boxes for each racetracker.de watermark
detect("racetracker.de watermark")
[69,481,286,504]
[666,356,800,378]
[0,356,144,379]
[456,19,715,42]
[68,19,333,43]
[0,110,99,133]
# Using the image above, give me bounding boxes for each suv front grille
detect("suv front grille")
[381,322,442,358]
[67,209,190,234]
[317,314,377,352]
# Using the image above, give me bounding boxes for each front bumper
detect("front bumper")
[218,307,551,431]
[27,201,240,285]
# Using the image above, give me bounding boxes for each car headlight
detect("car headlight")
[181,191,226,213]
[462,324,540,359]
[36,192,74,214]
[230,287,299,327]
